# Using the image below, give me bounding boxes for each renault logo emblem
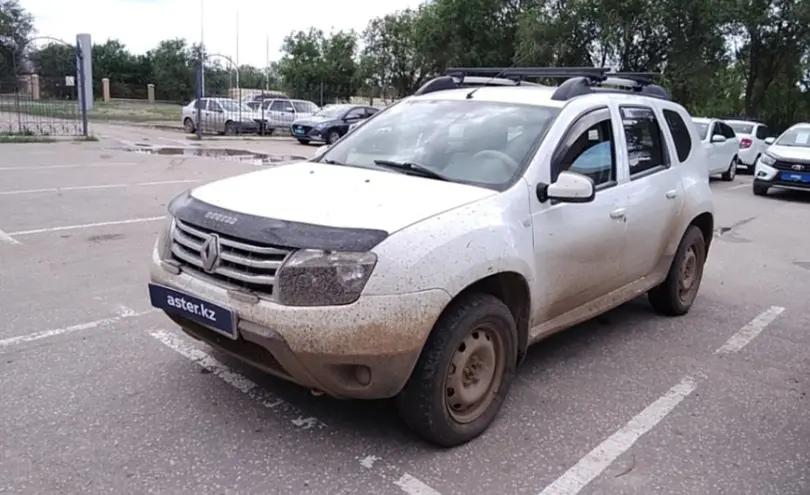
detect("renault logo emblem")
[792,164,804,171]
[200,234,221,274]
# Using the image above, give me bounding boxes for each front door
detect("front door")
[531,106,630,323]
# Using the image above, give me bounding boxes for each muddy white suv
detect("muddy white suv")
[148,67,714,447]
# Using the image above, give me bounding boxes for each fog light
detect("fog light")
[757,171,767,177]
[353,365,372,386]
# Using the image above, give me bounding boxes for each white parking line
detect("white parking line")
[729,183,750,190]
[0,306,157,350]
[8,216,164,236]
[0,179,200,196]
[537,376,699,495]
[0,162,138,171]
[0,228,20,245]
[150,329,441,495]
[714,305,785,354]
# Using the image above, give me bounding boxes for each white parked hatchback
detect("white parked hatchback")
[149,67,714,447]
[692,117,740,180]
[726,119,772,171]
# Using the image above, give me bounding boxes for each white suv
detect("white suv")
[148,68,714,448]
[753,122,810,196]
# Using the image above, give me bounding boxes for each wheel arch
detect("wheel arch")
[436,272,532,366]
[689,211,714,255]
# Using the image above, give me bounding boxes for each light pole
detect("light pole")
[200,0,205,96]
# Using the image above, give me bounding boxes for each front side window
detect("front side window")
[775,127,810,147]
[620,106,668,177]
[556,109,615,187]
[318,99,560,189]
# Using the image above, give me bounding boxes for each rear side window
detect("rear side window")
[756,125,769,140]
[620,106,669,177]
[662,109,692,162]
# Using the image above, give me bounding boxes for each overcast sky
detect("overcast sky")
[22,0,424,67]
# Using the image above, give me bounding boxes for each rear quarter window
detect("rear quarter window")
[662,109,692,162]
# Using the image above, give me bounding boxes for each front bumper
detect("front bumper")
[149,250,450,399]
[290,125,327,142]
[753,160,810,191]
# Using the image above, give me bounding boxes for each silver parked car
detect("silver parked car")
[182,97,262,135]
[258,98,319,132]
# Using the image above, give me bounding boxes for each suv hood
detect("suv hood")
[189,162,497,233]
[767,145,810,163]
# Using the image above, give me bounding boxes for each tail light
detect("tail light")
[740,138,752,149]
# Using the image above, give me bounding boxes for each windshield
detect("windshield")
[318,99,560,189]
[693,122,710,140]
[315,105,351,118]
[775,128,810,147]
[728,122,754,135]
[218,100,251,113]
[293,101,318,113]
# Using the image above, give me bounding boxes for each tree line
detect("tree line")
[1,0,810,129]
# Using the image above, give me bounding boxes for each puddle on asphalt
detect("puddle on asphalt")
[116,145,308,166]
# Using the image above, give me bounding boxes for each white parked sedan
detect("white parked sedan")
[692,117,739,181]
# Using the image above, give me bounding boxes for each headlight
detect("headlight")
[314,122,327,129]
[276,249,377,306]
[156,214,175,260]
[759,154,776,166]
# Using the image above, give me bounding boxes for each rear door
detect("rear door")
[619,105,685,281]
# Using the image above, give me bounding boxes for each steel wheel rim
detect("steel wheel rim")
[184,120,193,132]
[730,159,736,179]
[329,132,339,143]
[443,323,505,424]
[678,244,700,302]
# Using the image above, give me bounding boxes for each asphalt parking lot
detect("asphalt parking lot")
[1,133,809,495]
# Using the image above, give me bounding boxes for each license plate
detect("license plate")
[148,283,237,339]
[294,128,304,135]
[780,171,810,183]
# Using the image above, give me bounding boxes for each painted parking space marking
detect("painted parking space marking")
[7,216,164,237]
[714,305,785,354]
[0,179,200,196]
[0,306,157,351]
[0,162,138,171]
[0,228,20,245]
[150,328,442,495]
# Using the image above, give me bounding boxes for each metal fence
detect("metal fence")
[0,40,89,137]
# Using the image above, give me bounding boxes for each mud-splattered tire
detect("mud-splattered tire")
[395,293,517,447]
[183,118,195,134]
[648,225,706,316]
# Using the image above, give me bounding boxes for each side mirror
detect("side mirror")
[764,137,775,145]
[711,135,727,143]
[539,171,595,203]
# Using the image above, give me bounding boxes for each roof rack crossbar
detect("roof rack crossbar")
[445,67,610,81]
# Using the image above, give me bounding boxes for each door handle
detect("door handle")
[665,190,677,199]
[610,208,626,219]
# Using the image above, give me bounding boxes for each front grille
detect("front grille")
[772,160,810,171]
[170,219,292,296]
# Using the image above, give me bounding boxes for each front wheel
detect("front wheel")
[326,130,341,145]
[396,293,517,447]
[721,157,737,181]
[297,139,310,145]
[648,225,707,316]
[224,121,237,136]
[753,183,769,196]
[183,118,195,134]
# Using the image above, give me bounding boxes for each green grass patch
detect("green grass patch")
[0,130,56,143]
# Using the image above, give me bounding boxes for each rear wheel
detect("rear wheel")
[648,225,706,316]
[753,183,769,196]
[396,293,517,447]
[721,157,737,181]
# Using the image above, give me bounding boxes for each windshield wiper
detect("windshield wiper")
[373,160,450,182]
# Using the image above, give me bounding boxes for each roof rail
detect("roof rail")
[413,67,671,101]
